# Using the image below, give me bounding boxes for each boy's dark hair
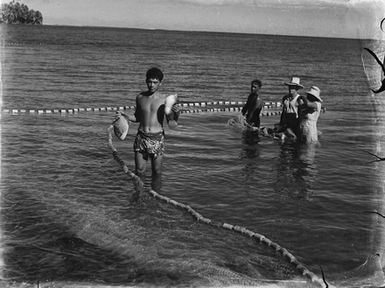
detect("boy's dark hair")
[251,79,262,88]
[146,67,164,81]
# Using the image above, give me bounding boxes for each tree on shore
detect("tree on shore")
[0,0,43,24]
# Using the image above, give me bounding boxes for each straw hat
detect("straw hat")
[306,86,322,102]
[284,77,304,88]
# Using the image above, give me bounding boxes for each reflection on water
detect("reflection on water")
[240,130,261,195]
[241,130,261,155]
[275,142,318,202]
[239,131,262,195]
[238,129,320,203]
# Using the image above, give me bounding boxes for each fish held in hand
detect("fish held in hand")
[113,113,129,140]
[165,94,178,115]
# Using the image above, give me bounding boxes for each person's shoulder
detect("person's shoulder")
[137,92,146,98]
[136,92,149,105]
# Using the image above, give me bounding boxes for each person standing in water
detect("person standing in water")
[278,77,304,141]
[119,67,180,200]
[241,79,264,131]
[298,86,322,144]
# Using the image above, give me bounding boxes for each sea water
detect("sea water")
[0,24,384,287]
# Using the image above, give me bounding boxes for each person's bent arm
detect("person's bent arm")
[300,96,319,111]
[115,111,137,122]
[305,101,319,110]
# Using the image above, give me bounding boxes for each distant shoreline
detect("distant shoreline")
[2,23,380,41]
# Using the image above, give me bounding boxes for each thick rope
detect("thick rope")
[107,125,329,288]
[107,126,144,195]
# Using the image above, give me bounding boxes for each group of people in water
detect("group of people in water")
[116,67,322,198]
[241,76,323,144]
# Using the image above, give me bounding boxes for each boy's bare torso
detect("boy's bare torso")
[136,92,166,133]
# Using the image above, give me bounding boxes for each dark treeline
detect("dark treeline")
[1,0,43,24]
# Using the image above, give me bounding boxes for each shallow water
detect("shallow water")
[1,24,385,287]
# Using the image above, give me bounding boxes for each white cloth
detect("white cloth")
[283,94,301,118]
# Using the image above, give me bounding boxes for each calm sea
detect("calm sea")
[1,24,385,288]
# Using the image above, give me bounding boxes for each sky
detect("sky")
[5,0,385,39]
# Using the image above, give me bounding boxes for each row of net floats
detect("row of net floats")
[1,100,282,115]
[182,107,282,116]
[1,106,136,115]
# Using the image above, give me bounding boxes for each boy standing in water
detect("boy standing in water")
[121,67,179,200]
[279,77,303,141]
[241,79,264,131]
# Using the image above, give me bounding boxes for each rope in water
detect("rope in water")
[107,125,328,288]
[181,106,282,116]
[2,100,326,116]
[2,106,282,117]
[1,100,282,115]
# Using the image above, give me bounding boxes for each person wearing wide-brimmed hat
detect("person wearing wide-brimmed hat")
[297,86,322,144]
[278,76,304,141]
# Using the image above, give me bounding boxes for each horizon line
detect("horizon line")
[3,22,381,41]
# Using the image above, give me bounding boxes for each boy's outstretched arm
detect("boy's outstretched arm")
[115,111,137,122]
